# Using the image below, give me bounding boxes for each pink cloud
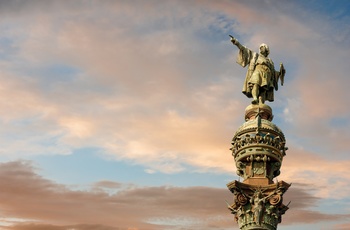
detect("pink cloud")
[0,161,346,229]
[0,0,349,212]
[333,223,350,230]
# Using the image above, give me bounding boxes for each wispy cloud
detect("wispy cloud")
[0,1,349,228]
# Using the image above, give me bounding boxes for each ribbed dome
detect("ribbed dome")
[233,117,285,141]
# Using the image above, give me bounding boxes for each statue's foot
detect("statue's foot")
[252,99,258,104]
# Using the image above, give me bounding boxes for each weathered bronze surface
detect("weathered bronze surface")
[227,37,290,229]
[230,35,286,105]
[227,180,290,230]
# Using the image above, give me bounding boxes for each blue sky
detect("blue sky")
[0,0,349,229]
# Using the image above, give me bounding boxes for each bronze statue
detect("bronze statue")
[227,36,290,229]
[230,35,286,104]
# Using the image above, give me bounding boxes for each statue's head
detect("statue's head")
[259,43,269,57]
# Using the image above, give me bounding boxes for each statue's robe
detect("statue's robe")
[236,46,279,102]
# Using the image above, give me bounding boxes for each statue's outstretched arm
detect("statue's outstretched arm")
[229,35,244,50]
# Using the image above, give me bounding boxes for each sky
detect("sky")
[0,0,349,229]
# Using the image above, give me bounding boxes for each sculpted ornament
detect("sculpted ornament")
[227,182,290,229]
[230,35,286,104]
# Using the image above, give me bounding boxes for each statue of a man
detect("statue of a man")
[230,35,285,104]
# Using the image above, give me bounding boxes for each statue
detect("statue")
[249,188,276,226]
[251,191,266,225]
[230,35,286,104]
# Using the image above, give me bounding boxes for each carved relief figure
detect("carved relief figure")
[250,190,267,225]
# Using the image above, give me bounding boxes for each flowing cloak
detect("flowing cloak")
[236,46,280,102]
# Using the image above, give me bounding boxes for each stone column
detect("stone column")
[226,102,290,230]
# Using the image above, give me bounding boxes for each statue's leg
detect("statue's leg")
[251,84,259,104]
[260,89,266,104]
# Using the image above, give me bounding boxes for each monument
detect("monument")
[226,35,290,230]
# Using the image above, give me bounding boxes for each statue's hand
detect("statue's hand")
[229,35,237,45]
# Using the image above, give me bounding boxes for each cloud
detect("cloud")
[2,224,120,230]
[0,161,347,229]
[279,147,350,199]
[0,1,350,186]
[93,180,123,189]
[282,183,350,225]
[0,3,349,225]
[0,160,234,229]
[334,223,350,230]
[0,2,348,230]
[0,0,249,172]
